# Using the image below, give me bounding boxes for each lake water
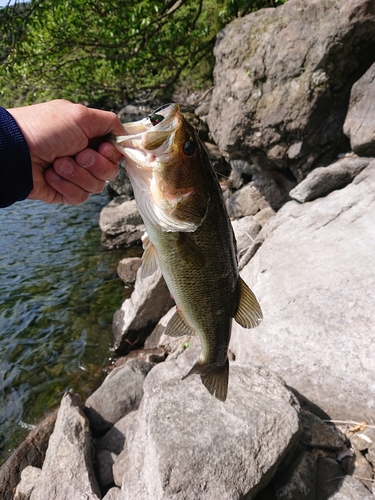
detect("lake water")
[0,192,132,465]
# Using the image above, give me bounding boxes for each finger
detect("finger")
[53,156,106,193]
[74,105,125,138]
[75,146,121,182]
[45,169,90,205]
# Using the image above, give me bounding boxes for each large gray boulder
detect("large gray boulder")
[119,345,300,500]
[230,161,375,420]
[29,391,101,500]
[344,61,375,157]
[207,0,375,183]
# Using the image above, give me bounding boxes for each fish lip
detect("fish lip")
[110,103,181,170]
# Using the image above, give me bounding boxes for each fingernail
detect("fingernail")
[49,170,61,183]
[77,152,94,168]
[59,159,74,175]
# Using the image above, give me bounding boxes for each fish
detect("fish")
[110,104,262,401]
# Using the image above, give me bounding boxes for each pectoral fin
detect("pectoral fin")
[140,233,159,279]
[234,278,263,328]
[164,310,196,337]
[176,233,205,267]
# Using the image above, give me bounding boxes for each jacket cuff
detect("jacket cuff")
[0,107,33,208]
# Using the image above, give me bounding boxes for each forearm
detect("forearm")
[0,107,33,208]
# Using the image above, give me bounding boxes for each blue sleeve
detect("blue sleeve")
[0,107,33,208]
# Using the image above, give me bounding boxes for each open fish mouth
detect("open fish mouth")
[112,103,180,168]
[109,103,200,233]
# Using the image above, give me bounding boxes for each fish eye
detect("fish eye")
[183,140,197,157]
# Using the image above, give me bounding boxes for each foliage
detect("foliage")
[0,0,287,108]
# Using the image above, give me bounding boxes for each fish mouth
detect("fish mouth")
[112,103,180,168]
[109,103,199,233]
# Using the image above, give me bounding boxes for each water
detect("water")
[0,192,133,465]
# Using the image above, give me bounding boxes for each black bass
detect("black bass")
[111,104,262,401]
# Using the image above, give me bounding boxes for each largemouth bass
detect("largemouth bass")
[111,104,262,401]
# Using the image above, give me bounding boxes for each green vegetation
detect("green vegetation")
[0,0,287,108]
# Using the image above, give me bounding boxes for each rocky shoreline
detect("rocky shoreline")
[1,0,375,498]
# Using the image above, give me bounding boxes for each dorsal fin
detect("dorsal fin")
[234,278,263,328]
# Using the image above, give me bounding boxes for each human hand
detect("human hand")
[8,100,125,204]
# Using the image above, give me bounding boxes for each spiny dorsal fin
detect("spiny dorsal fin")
[234,277,263,328]
[164,310,196,337]
[140,233,159,279]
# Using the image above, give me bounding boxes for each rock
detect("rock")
[350,429,375,452]
[94,411,136,455]
[230,159,255,178]
[227,169,244,191]
[109,348,166,371]
[99,196,145,249]
[204,142,231,176]
[231,215,261,257]
[252,169,297,210]
[107,163,133,198]
[113,447,130,488]
[85,359,154,433]
[274,451,316,500]
[103,487,122,500]
[226,182,269,218]
[231,162,375,420]
[144,307,176,349]
[344,61,375,157]
[253,207,276,227]
[315,457,344,500]
[29,391,101,500]
[117,257,142,284]
[207,0,375,183]
[322,474,374,500]
[113,268,174,354]
[0,409,57,500]
[289,157,370,203]
[300,411,346,450]
[95,449,117,487]
[14,466,41,500]
[367,442,375,465]
[341,449,373,492]
[120,345,300,500]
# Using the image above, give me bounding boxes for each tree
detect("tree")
[0,0,287,108]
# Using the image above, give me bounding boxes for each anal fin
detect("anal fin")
[164,310,196,337]
[234,277,263,328]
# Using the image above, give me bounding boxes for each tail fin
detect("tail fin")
[182,359,229,402]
